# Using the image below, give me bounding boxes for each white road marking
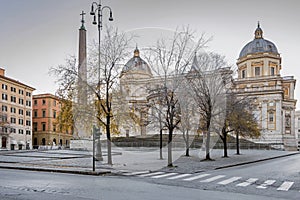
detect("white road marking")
[139,172,165,177]
[167,173,192,180]
[200,175,226,183]
[123,171,150,176]
[256,180,276,189]
[218,177,241,185]
[236,178,258,187]
[183,174,211,181]
[151,173,178,179]
[277,181,294,191]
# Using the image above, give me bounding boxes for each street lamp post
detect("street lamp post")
[90,0,113,171]
[90,0,113,90]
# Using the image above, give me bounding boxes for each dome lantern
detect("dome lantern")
[254,21,263,39]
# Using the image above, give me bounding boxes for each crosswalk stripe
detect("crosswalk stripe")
[218,177,241,185]
[183,174,211,181]
[257,180,276,189]
[236,178,258,187]
[200,175,226,183]
[139,172,165,177]
[167,174,192,180]
[277,181,294,191]
[151,173,178,179]
[123,171,150,176]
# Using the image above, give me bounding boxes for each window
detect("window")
[33,122,38,132]
[26,120,31,126]
[11,107,16,113]
[19,129,24,134]
[269,112,274,122]
[270,67,275,76]
[26,92,31,97]
[33,110,38,117]
[19,98,24,105]
[19,89,24,95]
[42,110,46,118]
[11,96,16,103]
[19,109,24,115]
[1,127,8,133]
[34,100,37,105]
[26,110,31,117]
[53,100,56,106]
[10,128,16,133]
[42,122,46,131]
[53,125,56,132]
[255,67,260,76]
[26,130,31,135]
[10,87,16,92]
[42,99,46,105]
[285,116,291,128]
[2,84,7,90]
[1,114,7,123]
[2,93,8,100]
[2,105,7,112]
[19,119,24,125]
[53,110,56,118]
[241,70,246,78]
[10,117,16,124]
[26,100,31,107]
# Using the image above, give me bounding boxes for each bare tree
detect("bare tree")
[187,52,232,161]
[145,26,208,167]
[51,26,132,165]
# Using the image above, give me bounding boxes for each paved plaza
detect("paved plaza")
[0,146,298,175]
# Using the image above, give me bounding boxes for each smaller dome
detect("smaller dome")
[239,23,279,59]
[122,47,152,75]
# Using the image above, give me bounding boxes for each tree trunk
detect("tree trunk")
[205,131,211,160]
[160,128,163,160]
[107,115,112,165]
[167,129,173,167]
[223,134,228,157]
[236,131,240,155]
[185,130,190,156]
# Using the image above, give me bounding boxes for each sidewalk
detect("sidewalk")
[0,147,298,175]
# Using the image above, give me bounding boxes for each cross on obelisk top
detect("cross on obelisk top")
[80,11,86,30]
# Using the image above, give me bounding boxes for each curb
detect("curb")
[214,152,299,170]
[0,165,111,176]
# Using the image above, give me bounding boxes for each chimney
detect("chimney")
[0,68,5,76]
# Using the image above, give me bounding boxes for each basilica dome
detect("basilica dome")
[122,47,152,75]
[239,23,279,59]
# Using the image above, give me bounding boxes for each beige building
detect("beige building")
[0,68,35,150]
[32,93,73,149]
[234,23,297,150]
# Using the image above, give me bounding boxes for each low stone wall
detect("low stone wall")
[70,139,93,151]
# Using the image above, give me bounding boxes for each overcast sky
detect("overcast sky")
[0,0,299,108]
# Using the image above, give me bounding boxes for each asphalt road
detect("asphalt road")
[122,154,300,200]
[0,168,289,200]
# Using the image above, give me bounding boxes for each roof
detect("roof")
[0,75,35,91]
[121,47,152,75]
[239,23,279,59]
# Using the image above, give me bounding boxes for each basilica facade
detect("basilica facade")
[234,23,297,150]
[117,24,298,150]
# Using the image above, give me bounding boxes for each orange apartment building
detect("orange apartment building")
[0,68,35,150]
[32,93,73,148]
